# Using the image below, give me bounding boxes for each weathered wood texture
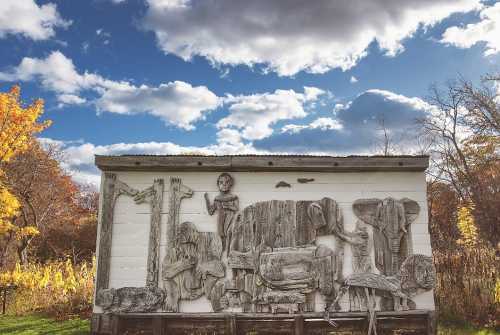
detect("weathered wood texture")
[97,170,432,314]
[95,173,117,296]
[91,311,435,335]
[95,155,429,172]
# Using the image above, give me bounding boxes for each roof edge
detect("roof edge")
[95,155,429,172]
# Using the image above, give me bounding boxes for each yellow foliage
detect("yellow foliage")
[15,226,40,240]
[456,204,478,247]
[495,279,500,304]
[0,86,50,163]
[0,258,95,316]
[0,86,50,236]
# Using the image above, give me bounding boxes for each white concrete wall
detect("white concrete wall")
[94,170,433,312]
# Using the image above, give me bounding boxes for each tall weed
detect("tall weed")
[0,258,95,318]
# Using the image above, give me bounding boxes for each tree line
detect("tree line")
[0,73,498,326]
[0,86,97,269]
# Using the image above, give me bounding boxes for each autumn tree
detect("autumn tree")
[1,141,97,265]
[0,86,50,258]
[421,75,500,247]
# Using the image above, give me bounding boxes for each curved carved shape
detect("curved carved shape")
[97,287,165,313]
[353,197,420,276]
[399,254,435,297]
[227,198,343,313]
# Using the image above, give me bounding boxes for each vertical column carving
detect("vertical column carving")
[134,179,164,288]
[95,173,139,301]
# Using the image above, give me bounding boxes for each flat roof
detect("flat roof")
[95,155,429,172]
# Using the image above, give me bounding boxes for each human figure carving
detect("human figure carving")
[353,197,420,276]
[335,220,372,274]
[205,173,239,253]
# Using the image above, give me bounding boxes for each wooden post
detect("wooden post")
[226,314,237,334]
[96,173,117,297]
[2,288,6,315]
[152,315,164,335]
[294,315,304,335]
[110,314,122,335]
[427,311,437,335]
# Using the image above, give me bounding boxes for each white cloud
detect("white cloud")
[218,87,325,140]
[256,88,435,154]
[0,51,220,129]
[0,0,70,40]
[46,136,265,187]
[350,76,358,84]
[96,81,219,129]
[282,117,343,134]
[441,2,500,56]
[57,94,86,106]
[143,0,481,76]
[365,89,435,113]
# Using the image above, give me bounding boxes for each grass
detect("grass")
[0,315,498,334]
[439,324,500,335]
[0,315,89,335]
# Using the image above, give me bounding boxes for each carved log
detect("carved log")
[228,251,255,270]
[95,173,117,299]
[97,287,165,313]
[96,174,139,302]
[133,179,165,288]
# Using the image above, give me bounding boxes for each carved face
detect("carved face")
[97,288,116,309]
[400,254,435,294]
[217,173,233,193]
[177,222,199,244]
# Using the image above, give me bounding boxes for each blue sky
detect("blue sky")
[0,0,499,185]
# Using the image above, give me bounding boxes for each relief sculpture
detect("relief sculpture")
[329,254,435,335]
[96,177,165,313]
[97,172,434,321]
[205,173,239,253]
[227,197,344,313]
[353,198,420,276]
[163,177,226,312]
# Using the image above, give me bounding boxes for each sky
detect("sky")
[0,0,499,187]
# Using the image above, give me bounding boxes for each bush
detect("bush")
[0,258,95,319]
[434,246,499,328]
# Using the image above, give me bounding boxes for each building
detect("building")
[91,155,436,335]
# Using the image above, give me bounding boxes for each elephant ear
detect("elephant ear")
[352,199,382,226]
[401,198,420,225]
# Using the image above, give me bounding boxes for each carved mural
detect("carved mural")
[96,176,165,312]
[330,253,435,335]
[95,172,435,324]
[226,197,344,313]
[353,198,420,276]
[205,173,239,253]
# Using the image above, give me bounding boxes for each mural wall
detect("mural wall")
[93,170,435,320]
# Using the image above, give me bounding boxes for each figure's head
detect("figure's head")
[399,254,435,296]
[177,222,199,245]
[217,173,234,193]
[97,288,116,310]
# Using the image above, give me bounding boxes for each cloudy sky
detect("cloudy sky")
[1,0,499,186]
